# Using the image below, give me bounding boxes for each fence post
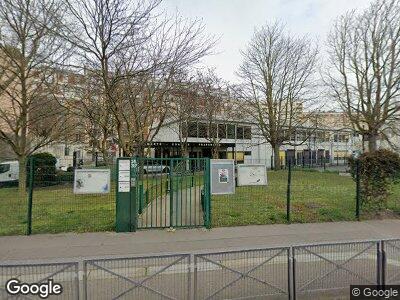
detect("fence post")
[286,159,292,223]
[355,159,361,221]
[26,156,34,235]
[206,158,211,229]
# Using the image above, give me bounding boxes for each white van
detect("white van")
[0,160,19,185]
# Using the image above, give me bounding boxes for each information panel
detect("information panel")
[237,164,267,186]
[211,159,235,195]
[73,169,110,194]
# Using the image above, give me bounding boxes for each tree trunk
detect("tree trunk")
[212,145,219,159]
[368,134,378,152]
[273,145,281,170]
[18,156,27,194]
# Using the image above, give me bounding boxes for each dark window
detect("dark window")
[218,124,226,139]
[244,126,251,139]
[64,146,70,156]
[236,126,244,139]
[227,124,235,139]
[0,164,10,174]
[244,151,251,156]
[198,123,208,138]
[187,122,198,138]
[333,134,338,142]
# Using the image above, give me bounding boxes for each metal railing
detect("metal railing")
[0,261,79,299]
[84,254,191,300]
[2,239,400,299]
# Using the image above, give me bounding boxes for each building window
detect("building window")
[244,151,252,156]
[187,122,198,138]
[236,126,244,139]
[244,126,251,140]
[227,124,235,139]
[198,122,208,138]
[218,124,226,139]
[64,145,70,156]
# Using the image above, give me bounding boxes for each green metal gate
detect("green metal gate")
[116,157,211,231]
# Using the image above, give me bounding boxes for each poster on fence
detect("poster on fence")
[211,159,235,195]
[73,169,110,194]
[237,164,267,186]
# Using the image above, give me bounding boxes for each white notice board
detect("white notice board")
[74,169,110,194]
[237,164,267,186]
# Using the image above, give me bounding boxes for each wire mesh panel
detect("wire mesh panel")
[293,241,379,299]
[84,254,191,300]
[0,262,79,299]
[135,158,209,229]
[194,247,290,300]
[31,158,116,234]
[383,239,400,285]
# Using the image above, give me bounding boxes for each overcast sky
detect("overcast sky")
[161,0,374,83]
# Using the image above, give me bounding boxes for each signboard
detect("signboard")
[211,159,235,195]
[73,169,110,194]
[118,159,131,192]
[118,181,130,193]
[237,164,267,186]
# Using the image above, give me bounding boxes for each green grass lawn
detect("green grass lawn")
[1,170,399,236]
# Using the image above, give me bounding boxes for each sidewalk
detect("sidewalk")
[1,219,399,262]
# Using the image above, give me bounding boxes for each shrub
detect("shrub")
[349,149,400,210]
[29,152,57,185]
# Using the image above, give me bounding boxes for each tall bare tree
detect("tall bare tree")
[237,22,319,169]
[63,0,214,157]
[196,69,234,159]
[325,0,400,152]
[0,0,70,192]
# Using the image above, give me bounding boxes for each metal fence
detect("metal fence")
[1,239,399,299]
[194,247,290,300]
[293,241,380,299]
[84,254,191,300]
[0,261,79,299]
[0,157,117,236]
[1,156,399,236]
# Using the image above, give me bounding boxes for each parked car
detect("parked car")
[0,160,19,186]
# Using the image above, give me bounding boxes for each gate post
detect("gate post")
[169,159,174,228]
[205,158,211,229]
[116,158,136,232]
[26,156,35,235]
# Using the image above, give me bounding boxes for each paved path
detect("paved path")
[1,219,400,262]
[138,186,203,228]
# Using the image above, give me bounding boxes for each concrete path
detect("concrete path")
[138,186,203,228]
[1,219,400,262]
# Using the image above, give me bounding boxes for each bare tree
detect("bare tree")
[237,22,319,169]
[62,70,115,164]
[157,73,199,158]
[196,69,234,159]
[325,0,400,152]
[63,0,215,157]
[0,0,70,192]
